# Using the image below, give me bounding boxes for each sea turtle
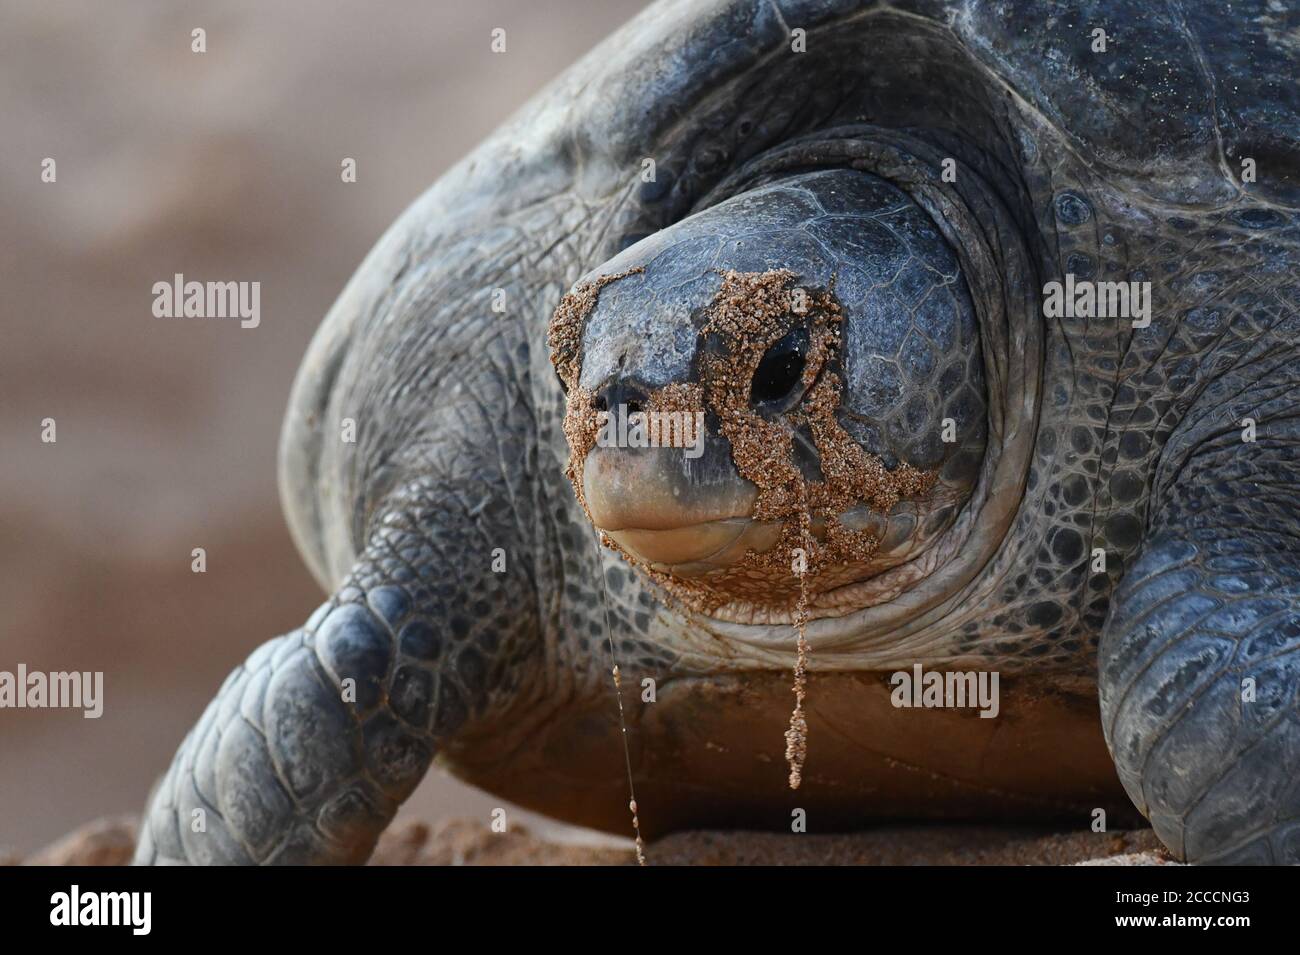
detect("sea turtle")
[135,0,1300,865]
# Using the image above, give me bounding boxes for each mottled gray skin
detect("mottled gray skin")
[136,0,1300,864]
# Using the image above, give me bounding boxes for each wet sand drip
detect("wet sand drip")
[784,494,812,790]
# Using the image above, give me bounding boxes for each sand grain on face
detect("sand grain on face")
[691,270,937,606]
[645,380,706,420]
[547,268,645,390]
[548,267,646,514]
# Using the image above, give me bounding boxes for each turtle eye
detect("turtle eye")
[751,326,808,407]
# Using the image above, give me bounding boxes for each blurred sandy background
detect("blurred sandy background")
[0,0,648,853]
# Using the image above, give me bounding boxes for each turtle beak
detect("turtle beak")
[582,444,781,577]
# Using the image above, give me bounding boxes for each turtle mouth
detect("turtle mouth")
[603,518,783,577]
[581,446,778,576]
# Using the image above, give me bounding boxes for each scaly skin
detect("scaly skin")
[1101,362,1300,863]
[138,0,1300,863]
[137,365,548,862]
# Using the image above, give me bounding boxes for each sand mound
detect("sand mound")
[5,817,1175,866]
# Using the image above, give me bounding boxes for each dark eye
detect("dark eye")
[751,326,808,406]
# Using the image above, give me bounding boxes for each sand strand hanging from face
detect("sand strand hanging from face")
[784,483,812,790]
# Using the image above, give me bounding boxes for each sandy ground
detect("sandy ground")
[5,816,1174,866]
[0,0,649,854]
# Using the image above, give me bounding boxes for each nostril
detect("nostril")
[594,375,649,417]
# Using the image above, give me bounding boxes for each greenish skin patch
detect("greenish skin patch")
[136,0,1300,864]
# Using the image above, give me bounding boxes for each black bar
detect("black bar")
[0,864,1278,941]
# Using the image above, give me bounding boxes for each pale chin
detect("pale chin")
[580,447,778,576]
[603,518,783,577]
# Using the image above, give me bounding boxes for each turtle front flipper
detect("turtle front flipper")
[1099,374,1300,864]
[133,476,540,865]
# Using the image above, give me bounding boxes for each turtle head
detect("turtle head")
[549,169,987,613]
